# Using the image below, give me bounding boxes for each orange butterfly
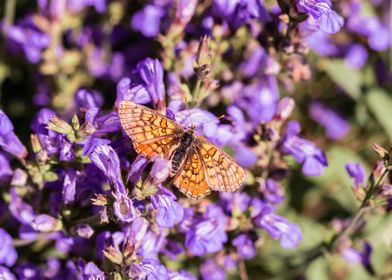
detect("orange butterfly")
[118,101,246,199]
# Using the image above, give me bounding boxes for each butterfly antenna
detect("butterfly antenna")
[183,94,195,131]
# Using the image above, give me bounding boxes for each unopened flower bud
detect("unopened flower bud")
[47,116,76,141]
[104,246,123,265]
[195,36,213,81]
[372,143,389,160]
[31,214,62,232]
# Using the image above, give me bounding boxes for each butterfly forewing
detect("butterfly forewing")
[118,101,183,158]
[118,101,246,199]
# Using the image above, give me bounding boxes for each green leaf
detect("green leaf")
[323,60,362,100]
[366,88,392,139]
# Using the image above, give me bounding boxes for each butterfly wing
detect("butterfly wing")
[172,149,211,199]
[194,137,246,192]
[118,101,183,158]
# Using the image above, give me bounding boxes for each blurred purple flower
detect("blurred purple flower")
[346,162,366,188]
[0,266,16,280]
[132,5,164,37]
[75,89,103,110]
[345,44,368,69]
[140,258,169,280]
[309,102,350,140]
[4,19,50,63]
[31,214,60,232]
[151,187,184,228]
[0,153,12,181]
[236,76,279,125]
[168,270,197,280]
[175,0,198,26]
[140,231,166,259]
[75,224,94,239]
[185,205,228,256]
[176,109,219,139]
[296,0,344,34]
[15,263,41,280]
[151,156,171,184]
[232,234,256,259]
[348,15,391,51]
[9,188,36,225]
[0,110,28,158]
[127,155,149,185]
[342,242,372,267]
[259,179,285,205]
[115,78,151,108]
[252,200,302,248]
[81,262,105,280]
[200,259,225,280]
[0,228,18,267]
[63,169,77,204]
[282,121,328,176]
[67,0,106,13]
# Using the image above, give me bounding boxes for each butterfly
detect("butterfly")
[118,101,246,199]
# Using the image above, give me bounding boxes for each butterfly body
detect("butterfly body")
[169,128,195,176]
[118,101,246,199]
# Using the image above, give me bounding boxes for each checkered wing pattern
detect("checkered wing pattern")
[118,101,183,158]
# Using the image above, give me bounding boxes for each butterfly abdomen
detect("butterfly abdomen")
[170,131,194,176]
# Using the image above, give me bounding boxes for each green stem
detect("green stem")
[193,79,202,105]
[4,0,16,27]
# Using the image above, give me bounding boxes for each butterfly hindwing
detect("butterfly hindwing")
[172,149,211,199]
[195,137,246,192]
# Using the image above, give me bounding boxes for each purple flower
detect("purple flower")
[185,205,228,256]
[75,89,103,110]
[62,169,77,204]
[75,224,94,239]
[15,263,41,280]
[9,188,36,225]
[0,266,17,280]
[253,203,302,249]
[131,5,164,37]
[140,258,169,280]
[150,156,171,184]
[176,109,219,138]
[67,0,106,13]
[84,140,127,195]
[348,15,391,51]
[140,231,166,259]
[0,153,12,181]
[151,187,184,228]
[125,217,149,255]
[308,102,350,140]
[236,76,279,125]
[346,162,366,188]
[232,234,256,259]
[168,270,197,280]
[200,259,225,280]
[175,0,197,26]
[282,121,328,176]
[345,44,368,69]
[4,19,50,63]
[82,262,105,280]
[31,214,61,232]
[259,179,285,205]
[296,0,344,34]
[342,241,372,267]
[0,228,18,267]
[136,58,166,110]
[0,110,28,158]
[116,78,152,108]
[127,155,149,185]
[113,194,137,223]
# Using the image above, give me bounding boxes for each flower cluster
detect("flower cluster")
[0,0,391,279]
